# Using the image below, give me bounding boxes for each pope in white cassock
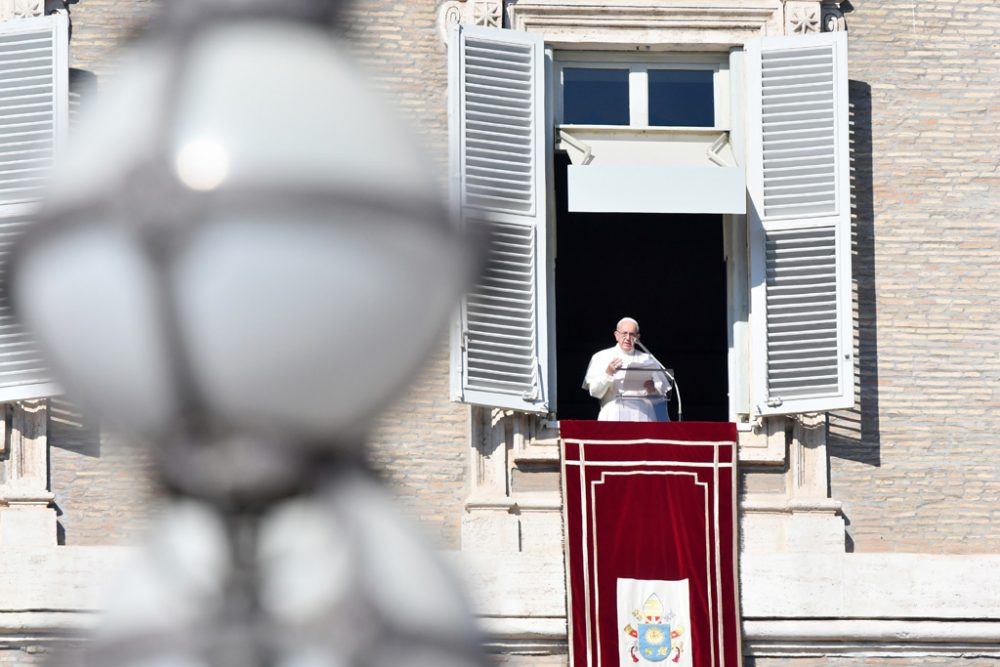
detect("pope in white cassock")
[583,317,671,422]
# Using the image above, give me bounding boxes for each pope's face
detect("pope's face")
[614,324,640,352]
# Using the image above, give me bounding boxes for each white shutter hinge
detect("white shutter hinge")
[766,397,783,408]
[521,355,542,401]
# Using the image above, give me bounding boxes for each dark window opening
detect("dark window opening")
[562,67,630,125]
[648,69,715,127]
[554,152,729,421]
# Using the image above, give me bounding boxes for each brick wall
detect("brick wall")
[46,0,469,549]
[43,1,159,547]
[827,0,1000,553]
[66,0,157,77]
[343,0,452,171]
[48,400,156,545]
[344,2,469,550]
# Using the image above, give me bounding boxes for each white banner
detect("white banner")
[616,578,693,667]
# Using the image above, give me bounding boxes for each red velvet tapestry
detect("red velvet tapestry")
[560,421,742,667]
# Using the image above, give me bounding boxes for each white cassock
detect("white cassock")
[583,345,671,422]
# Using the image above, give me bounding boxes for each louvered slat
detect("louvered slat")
[748,32,852,415]
[462,36,535,216]
[450,25,548,412]
[760,45,838,218]
[0,209,55,392]
[0,29,56,206]
[465,220,536,393]
[764,225,838,399]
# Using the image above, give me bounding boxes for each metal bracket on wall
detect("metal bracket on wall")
[558,129,594,165]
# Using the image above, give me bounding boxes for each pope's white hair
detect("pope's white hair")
[617,316,639,332]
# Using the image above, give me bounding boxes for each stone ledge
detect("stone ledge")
[450,550,1000,657]
[0,611,95,647]
[0,546,134,612]
[740,553,1000,619]
[745,619,1000,658]
[478,616,568,654]
[452,551,1000,623]
[4,548,999,658]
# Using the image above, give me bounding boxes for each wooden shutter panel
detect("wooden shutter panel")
[0,13,67,401]
[747,31,853,416]
[448,25,551,413]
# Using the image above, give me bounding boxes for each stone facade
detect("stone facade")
[48,402,155,546]
[344,0,1000,554]
[0,0,998,666]
[343,0,469,548]
[0,649,47,667]
[346,0,1000,662]
[39,0,159,548]
[66,0,157,76]
[826,0,1000,554]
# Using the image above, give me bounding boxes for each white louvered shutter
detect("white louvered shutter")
[0,13,67,401]
[448,25,551,413]
[746,31,853,416]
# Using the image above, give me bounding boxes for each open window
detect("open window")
[0,13,68,402]
[449,26,853,420]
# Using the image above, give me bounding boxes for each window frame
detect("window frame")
[449,29,853,427]
[553,51,730,131]
[552,49,750,427]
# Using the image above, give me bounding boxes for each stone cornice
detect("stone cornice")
[507,0,787,48]
[439,1,848,47]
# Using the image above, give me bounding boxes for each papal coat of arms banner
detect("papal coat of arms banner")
[560,421,742,667]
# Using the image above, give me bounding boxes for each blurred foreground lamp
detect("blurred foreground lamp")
[9,0,474,501]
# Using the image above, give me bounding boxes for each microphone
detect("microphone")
[634,339,683,422]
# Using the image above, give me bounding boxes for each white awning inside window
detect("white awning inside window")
[561,126,746,214]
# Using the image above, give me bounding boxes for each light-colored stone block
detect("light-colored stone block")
[0,505,57,547]
[462,505,520,552]
[516,504,563,553]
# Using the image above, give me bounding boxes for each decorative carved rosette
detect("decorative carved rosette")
[785,1,821,35]
[438,0,503,42]
[0,0,44,21]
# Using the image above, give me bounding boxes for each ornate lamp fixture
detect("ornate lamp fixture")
[8,1,484,665]
[11,0,475,500]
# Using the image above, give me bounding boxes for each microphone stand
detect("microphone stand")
[635,339,683,422]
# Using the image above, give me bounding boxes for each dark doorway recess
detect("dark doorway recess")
[554,153,729,422]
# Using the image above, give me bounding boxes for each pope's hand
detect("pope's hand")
[606,358,622,376]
